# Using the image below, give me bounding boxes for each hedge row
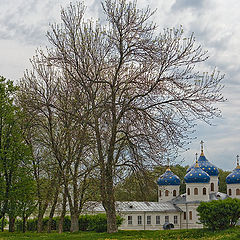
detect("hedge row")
[15,214,123,232]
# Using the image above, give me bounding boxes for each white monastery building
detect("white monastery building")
[89,142,240,230]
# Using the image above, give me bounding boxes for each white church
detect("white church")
[89,142,240,230]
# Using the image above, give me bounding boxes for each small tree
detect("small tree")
[197,198,240,230]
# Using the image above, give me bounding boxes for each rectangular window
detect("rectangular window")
[147,215,151,225]
[165,216,169,223]
[189,211,192,220]
[156,215,160,225]
[137,215,142,225]
[174,215,178,224]
[184,212,186,220]
[128,216,132,225]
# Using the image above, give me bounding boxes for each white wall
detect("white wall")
[177,203,203,229]
[119,212,181,230]
[158,185,180,202]
[185,183,209,202]
[227,184,240,199]
[210,176,219,193]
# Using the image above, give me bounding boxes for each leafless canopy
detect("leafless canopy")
[22,0,225,233]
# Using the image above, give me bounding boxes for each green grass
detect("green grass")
[0,227,239,240]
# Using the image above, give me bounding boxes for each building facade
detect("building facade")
[89,143,240,230]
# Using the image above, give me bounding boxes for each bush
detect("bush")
[14,214,123,232]
[88,214,123,232]
[27,218,38,231]
[79,215,91,231]
[197,198,240,230]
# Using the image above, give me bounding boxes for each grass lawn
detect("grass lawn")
[0,227,239,240]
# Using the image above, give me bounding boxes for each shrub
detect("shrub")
[14,214,123,232]
[88,214,123,232]
[79,215,91,231]
[197,197,240,230]
[27,218,38,231]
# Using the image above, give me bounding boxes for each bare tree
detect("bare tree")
[19,53,95,232]
[34,0,225,233]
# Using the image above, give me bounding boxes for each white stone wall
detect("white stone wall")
[119,212,181,230]
[177,203,203,229]
[227,183,240,199]
[185,183,210,202]
[158,185,180,202]
[210,176,219,193]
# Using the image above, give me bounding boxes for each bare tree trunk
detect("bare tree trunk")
[58,188,67,233]
[102,163,118,233]
[70,213,79,233]
[37,212,44,233]
[9,216,15,232]
[1,214,5,232]
[106,204,117,233]
[22,216,27,233]
[47,186,60,233]
[37,201,49,233]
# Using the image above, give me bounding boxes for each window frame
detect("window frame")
[174,215,178,224]
[156,215,160,225]
[128,215,133,225]
[137,215,142,225]
[147,215,151,225]
[211,182,214,191]
[173,189,177,197]
[189,211,192,220]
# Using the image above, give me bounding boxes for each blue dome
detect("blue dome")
[187,153,219,176]
[157,168,180,186]
[226,167,240,184]
[184,162,210,183]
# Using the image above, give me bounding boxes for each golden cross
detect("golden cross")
[167,158,170,167]
[200,140,204,155]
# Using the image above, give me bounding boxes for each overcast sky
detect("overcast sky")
[0,0,239,171]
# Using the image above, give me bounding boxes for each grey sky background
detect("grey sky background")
[0,0,239,171]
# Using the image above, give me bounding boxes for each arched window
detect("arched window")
[211,183,214,191]
[165,190,169,197]
[194,188,198,195]
[236,189,240,195]
[229,188,232,196]
[173,189,177,197]
[187,188,190,195]
[189,211,192,220]
[159,190,162,197]
[203,187,206,195]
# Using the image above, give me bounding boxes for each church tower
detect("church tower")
[157,160,180,203]
[184,154,210,202]
[226,155,240,199]
[187,141,219,193]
